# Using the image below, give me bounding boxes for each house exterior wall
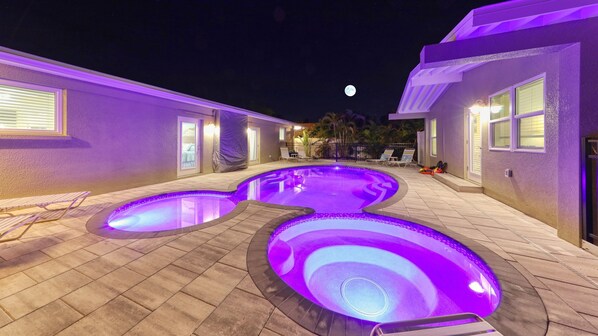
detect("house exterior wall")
[248,117,287,164]
[423,50,571,234]
[0,62,285,198]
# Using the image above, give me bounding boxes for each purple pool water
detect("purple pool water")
[107,191,236,232]
[235,165,398,213]
[268,214,501,323]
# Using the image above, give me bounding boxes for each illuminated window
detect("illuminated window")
[488,76,545,152]
[0,79,64,136]
[279,127,285,141]
[430,118,437,156]
[516,79,544,149]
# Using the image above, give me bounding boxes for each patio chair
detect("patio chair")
[388,148,416,167]
[296,148,312,161]
[366,149,396,164]
[280,147,298,161]
[370,313,503,336]
[0,191,90,223]
[0,214,38,242]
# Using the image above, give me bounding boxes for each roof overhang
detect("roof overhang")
[0,47,295,126]
[390,0,598,119]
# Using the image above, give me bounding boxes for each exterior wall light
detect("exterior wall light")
[204,122,216,136]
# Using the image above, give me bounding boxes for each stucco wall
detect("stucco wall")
[425,51,563,229]
[0,63,236,198]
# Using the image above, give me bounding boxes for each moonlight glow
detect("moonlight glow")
[345,85,356,97]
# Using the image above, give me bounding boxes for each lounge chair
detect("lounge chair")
[0,214,38,242]
[370,313,503,336]
[388,148,416,167]
[280,147,298,161]
[0,191,90,223]
[366,149,396,164]
[296,149,312,161]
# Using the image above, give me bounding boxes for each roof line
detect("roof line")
[0,46,294,125]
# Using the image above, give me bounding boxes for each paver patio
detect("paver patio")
[0,161,597,336]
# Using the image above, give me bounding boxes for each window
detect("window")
[0,79,64,136]
[488,76,545,152]
[279,127,285,141]
[430,118,437,156]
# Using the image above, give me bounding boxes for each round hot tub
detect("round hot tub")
[267,214,501,323]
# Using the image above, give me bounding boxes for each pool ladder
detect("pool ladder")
[370,313,504,336]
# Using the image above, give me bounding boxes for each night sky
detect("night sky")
[0,1,499,122]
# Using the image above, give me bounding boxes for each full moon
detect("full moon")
[344,85,356,97]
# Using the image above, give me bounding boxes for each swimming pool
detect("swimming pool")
[105,165,398,232]
[268,214,500,323]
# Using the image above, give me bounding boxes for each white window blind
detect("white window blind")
[0,81,61,134]
[516,78,544,115]
[279,127,285,141]
[430,118,437,156]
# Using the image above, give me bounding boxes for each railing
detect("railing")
[284,141,417,162]
[582,138,598,245]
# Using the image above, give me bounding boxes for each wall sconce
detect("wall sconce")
[293,125,303,130]
[204,122,216,136]
[469,100,487,115]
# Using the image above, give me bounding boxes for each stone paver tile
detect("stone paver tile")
[552,255,598,278]
[431,209,463,218]
[125,292,214,336]
[63,266,145,315]
[206,229,251,251]
[512,254,595,288]
[0,270,91,319]
[463,216,504,228]
[173,243,228,274]
[219,242,248,271]
[124,265,197,310]
[41,234,103,258]
[265,308,315,336]
[237,274,263,297]
[85,241,122,256]
[194,289,273,336]
[126,236,178,254]
[76,247,144,279]
[536,288,598,333]
[0,300,82,336]
[448,227,491,242]
[491,238,556,261]
[0,237,62,260]
[183,263,246,306]
[260,328,281,336]
[0,251,51,279]
[542,278,598,316]
[478,227,528,243]
[57,296,150,336]
[582,314,598,331]
[51,229,87,242]
[507,261,547,289]
[166,231,213,252]
[55,249,97,269]
[545,322,598,336]
[126,246,186,277]
[436,216,475,229]
[477,241,515,262]
[23,260,72,282]
[0,273,37,300]
[0,309,11,328]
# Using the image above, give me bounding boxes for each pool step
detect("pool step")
[433,173,483,193]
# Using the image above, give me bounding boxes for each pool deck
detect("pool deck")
[0,161,597,336]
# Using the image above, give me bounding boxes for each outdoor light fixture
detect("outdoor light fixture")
[294,125,303,130]
[204,122,216,136]
[468,100,487,114]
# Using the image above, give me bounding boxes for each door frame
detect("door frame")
[177,116,201,177]
[465,109,482,184]
[247,126,260,165]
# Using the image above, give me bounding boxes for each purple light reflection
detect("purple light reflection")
[267,214,501,323]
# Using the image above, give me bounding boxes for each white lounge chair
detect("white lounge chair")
[366,149,396,164]
[388,148,416,167]
[0,214,38,242]
[280,147,298,161]
[0,191,90,223]
[296,149,312,161]
[370,313,503,336]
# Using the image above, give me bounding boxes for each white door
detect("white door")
[248,127,260,165]
[177,117,200,177]
[467,111,482,184]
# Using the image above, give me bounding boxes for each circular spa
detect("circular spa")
[106,191,237,232]
[267,214,501,323]
[235,165,398,213]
